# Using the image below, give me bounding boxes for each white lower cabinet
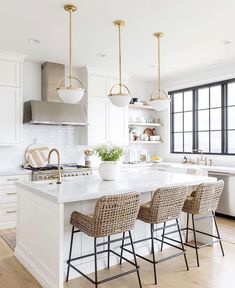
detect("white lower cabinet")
[0,174,30,229]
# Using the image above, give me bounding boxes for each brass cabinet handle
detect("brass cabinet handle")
[6,192,17,196]
[6,210,17,214]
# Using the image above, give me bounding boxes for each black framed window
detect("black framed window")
[170,78,235,155]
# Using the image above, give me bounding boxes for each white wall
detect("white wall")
[159,62,235,167]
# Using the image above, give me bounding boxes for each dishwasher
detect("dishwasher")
[208,171,235,217]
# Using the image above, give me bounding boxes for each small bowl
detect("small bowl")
[150,136,157,141]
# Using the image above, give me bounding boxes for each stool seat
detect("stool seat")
[66,192,142,288]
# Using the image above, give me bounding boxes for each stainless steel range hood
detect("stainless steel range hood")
[23,62,88,126]
[23,100,88,126]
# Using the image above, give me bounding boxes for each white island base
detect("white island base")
[15,170,216,288]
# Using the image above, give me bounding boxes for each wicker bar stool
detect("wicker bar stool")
[121,185,189,285]
[181,180,225,267]
[66,192,142,288]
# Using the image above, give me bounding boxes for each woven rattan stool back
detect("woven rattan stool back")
[138,185,188,224]
[183,180,224,215]
[91,192,141,237]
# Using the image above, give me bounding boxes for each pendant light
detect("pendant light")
[108,20,131,107]
[57,4,85,104]
[148,32,170,111]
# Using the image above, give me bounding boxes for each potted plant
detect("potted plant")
[95,144,124,181]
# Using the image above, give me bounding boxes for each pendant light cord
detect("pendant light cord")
[118,24,122,94]
[69,9,72,87]
[157,35,161,98]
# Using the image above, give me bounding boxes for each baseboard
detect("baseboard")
[215,212,235,220]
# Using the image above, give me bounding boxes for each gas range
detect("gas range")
[26,163,92,181]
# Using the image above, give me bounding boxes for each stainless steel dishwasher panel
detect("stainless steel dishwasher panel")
[208,171,235,217]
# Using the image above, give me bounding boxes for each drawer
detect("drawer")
[0,203,17,222]
[0,174,30,186]
[0,185,17,203]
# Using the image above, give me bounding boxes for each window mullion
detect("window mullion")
[193,89,198,151]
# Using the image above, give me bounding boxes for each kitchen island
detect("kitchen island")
[15,169,216,288]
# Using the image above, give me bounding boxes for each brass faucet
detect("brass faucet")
[48,148,62,184]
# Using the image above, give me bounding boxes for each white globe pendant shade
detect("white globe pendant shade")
[148,99,170,111]
[108,92,131,107]
[57,87,85,104]
[148,90,170,111]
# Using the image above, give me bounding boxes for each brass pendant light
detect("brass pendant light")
[57,4,85,104]
[148,32,170,111]
[108,20,131,107]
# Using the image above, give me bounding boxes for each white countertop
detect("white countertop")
[122,162,235,174]
[0,168,31,176]
[16,170,216,204]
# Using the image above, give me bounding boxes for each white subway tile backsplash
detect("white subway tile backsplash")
[0,125,87,169]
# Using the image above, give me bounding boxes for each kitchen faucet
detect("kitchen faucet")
[192,149,203,160]
[48,148,62,184]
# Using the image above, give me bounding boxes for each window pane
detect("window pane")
[198,110,209,131]
[174,113,183,132]
[198,132,209,152]
[228,106,235,129]
[210,131,221,153]
[184,132,193,152]
[228,131,235,153]
[228,82,235,106]
[184,112,193,131]
[210,108,221,130]
[173,93,183,112]
[210,85,221,108]
[184,91,193,111]
[174,133,183,152]
[198,88,209,110]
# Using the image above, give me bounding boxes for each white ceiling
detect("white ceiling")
[0,0,235,81]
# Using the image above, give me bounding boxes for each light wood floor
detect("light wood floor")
[0,218,235,288]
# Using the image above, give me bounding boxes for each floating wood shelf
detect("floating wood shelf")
[128,104,155,110]
[128,122,163,127]
[130,140,162,144]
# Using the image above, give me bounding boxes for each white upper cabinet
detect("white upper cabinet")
[79,68,128,145]
[0,59,20,87]
[0,87,21,144]
[0,52,25,145]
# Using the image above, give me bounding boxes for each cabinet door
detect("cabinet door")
[0,60,20,87]
[108,102,128,144]
[107,79,128,144]
[0,86,21,145]
[89,96,107,144]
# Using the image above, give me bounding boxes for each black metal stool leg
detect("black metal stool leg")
[94,237,98,288]
[107,235,111,268]
[120,232,126,265]
[129,231,142,288]
[66,226,75,282]
[192,214,200,267]
[212,211,225,256]
[186,213,189,243]
[150,223,157,285]
[176,219,189,271]
[160,222,166,251]
[151,224,155,254]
